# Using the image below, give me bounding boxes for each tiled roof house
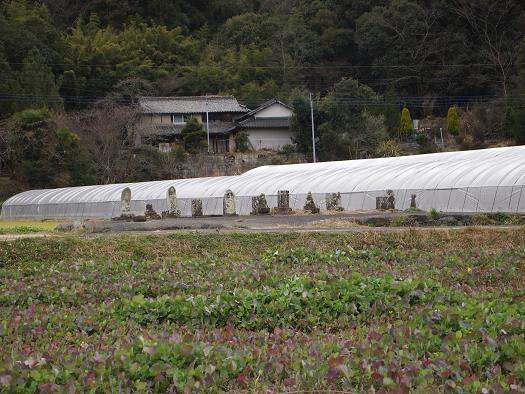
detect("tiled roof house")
[138,96,294,153]
[233,98,294,151]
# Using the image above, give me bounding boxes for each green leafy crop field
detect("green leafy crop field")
[0,220,62,235]
[1,229,525,392]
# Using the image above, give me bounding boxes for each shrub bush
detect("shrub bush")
[472,213,491,225]
[280,144,296,155]
[391,216,407,227]
[428,208,440,220]
[235,132,250,153]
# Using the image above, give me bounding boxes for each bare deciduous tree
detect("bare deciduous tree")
[452,0,524,96]
[107,77,156,105]
[59,103,140,184]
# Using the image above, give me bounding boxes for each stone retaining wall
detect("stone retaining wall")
[170,152,305,178]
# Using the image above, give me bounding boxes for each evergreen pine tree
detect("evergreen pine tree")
[290,96,315,156]
[447,106,460,136]
[398,107,413,138]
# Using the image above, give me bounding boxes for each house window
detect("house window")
[171,114,185,124]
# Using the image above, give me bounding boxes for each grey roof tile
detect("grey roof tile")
[139,96,249,114]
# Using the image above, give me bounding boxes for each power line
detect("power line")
[5,61,525,69]
[1,93,523,109]
[2,93,521,100]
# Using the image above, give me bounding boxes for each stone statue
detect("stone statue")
[386,190,395,210]
[121,187,132,216]
[376,190,396,210]
[145,204,161,220]
[251,194,270,215]
[223,189,237,216]
[304,192,320,214]
[410,194,417,209]
[192,199,203,217]
[167,187,177,215]
[274,190,292,214]
[326,192,344,211]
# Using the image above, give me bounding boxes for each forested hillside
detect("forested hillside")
[2,0,524,107]
[0,0,524,194]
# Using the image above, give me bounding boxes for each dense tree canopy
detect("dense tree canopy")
[1,0,523,114]
[0,108,94,188]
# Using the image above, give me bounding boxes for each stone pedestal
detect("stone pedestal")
[251,194,270,215]
[223,189,237,216]
[326,192,344,211]
[304,192,320,214]
[192,199,203,217]
[274,190,292,214]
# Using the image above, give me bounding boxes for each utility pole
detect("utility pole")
[309,92,317,163]
[206,94,210,154]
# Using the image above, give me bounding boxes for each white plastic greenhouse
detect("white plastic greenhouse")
[2,145,525,219]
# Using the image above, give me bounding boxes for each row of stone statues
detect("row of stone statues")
[118,187,346,219]
[118,187,408,219]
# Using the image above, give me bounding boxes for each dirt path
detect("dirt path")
[1,212,523,241]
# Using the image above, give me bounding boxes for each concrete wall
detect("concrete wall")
[247,129,295,151]
[254,103,292,118]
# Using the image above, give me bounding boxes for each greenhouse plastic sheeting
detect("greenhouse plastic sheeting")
[2,146,525,219]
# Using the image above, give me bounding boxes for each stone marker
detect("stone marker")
[251,194,270,215]
[167,186,177,214]
[304,192,320,214]
[274,190,292,214]
[326,192,344,211]
[145,204,161,220]
[121,187,132,217]
[386,190,395,209]
[164,186,180,218]
[223,189,237,216]
[376,190,396,210]
[410,194,417,209]
[191,199,203,217]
